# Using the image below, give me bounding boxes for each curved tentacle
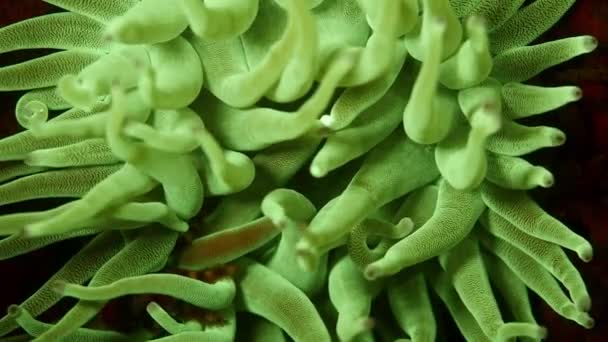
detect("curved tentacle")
[481,182,593,262]
[486,120,566,157]
[387,268,437,342]
[179,0,259,41]
[328,255,382,341]
[501,82,582,120]
[0,101,109,161]
[481,210,591,311]
[15,87,71,120]
[138,37,204,109]
[364,179,484,280]
[266,0,318,102]
[438,235,547,341]
[296,132,438,271]
[489,0,576,55]
[439,16,493,90]
[0,231,121,336]
[235,259,331,342]
[0,164,120,206]
[107,86,203,220]
[179,217,281,271]
[404,0,462,62]
[203,134,321,232]
[145,302,203,334]
[263,189,327,296]
[335,0,402,87]
[24,138,119,168]
[192,0,299,108]
[491,35,597,83]
[403,17,456,145]
[0,162,46,184]
[0,12,109,54]
[8,305,128,341]
[32,227,178,342]
[55,274,236,310]
[320,41,408,131]
[21,165,156,237]
[105,0,188,45]
[0,50,101,92]
[478,230,594,328]
[311,52,411,177]
[201,53,354,151]
[347,216,413,270]
[43,0,140,24]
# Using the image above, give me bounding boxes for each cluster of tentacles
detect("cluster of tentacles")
[0,0,597,341]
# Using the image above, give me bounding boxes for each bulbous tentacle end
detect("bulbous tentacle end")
[16,100,49,131]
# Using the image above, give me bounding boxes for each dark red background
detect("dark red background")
[0,1,606,341]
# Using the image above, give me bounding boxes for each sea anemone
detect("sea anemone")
[0,0,597,341]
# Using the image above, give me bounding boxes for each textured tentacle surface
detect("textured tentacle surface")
[43,0,140,23]
[0,13,109,53]
[0,0,597,340]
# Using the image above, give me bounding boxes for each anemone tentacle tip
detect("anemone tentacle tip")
[6,305,21,317]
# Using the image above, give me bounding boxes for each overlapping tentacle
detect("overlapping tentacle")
[0,0,597,341]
